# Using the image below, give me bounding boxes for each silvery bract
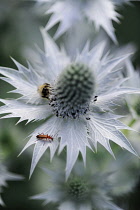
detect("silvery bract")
[0,29,140,179]
[0,163,23,206]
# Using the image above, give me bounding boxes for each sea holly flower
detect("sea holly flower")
[31,162,123,210]
[36,0,140,43]
[0,29,140,179]
[31,151,139,210]
[39,0,120,43]
[0,163,23,206]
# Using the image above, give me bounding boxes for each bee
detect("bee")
[38,83,51,99]
[36,133,53,143]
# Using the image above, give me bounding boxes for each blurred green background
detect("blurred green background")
[0,0,140,209]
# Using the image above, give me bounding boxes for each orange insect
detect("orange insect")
[36,133,53,142]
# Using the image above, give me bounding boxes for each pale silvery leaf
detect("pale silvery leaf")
[0,29,139,179]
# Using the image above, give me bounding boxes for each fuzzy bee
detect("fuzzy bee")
[38,83,51,99]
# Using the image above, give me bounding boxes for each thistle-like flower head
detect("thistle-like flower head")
[0,29,140,179]
[49,62,95,119]
[31,162,123,210]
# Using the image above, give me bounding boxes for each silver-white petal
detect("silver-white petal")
[40,29,70,79]
[29,139,59,178]
[87,113,137,156]
[59,201,77,210]
[19,116,62,176]
[0,61,48,104]
[31,188,62,204]
[46,0,82,39]
[96,87,140,108]
[59,118,92,180]
[84,0,120,43]
[0,99,52,123]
